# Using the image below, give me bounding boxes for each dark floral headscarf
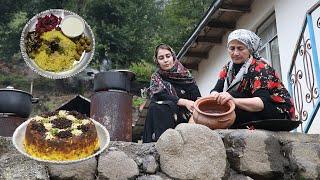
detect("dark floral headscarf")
[148,60,195,97]
[227,29,262,59]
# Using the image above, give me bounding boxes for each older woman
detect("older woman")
[143,43,201,142]
[210,29,295,128]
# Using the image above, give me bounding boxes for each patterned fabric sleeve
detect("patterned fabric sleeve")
[211,63,229,93]
[248,59,295,118]
[218,64,229,80]
[249,60,272,94]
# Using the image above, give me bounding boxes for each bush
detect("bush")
[132,96,146,108]
[0,74,30,91]
[33,77,56,91]
[129,60,156,82]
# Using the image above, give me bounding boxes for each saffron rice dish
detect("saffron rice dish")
[31,30,77,72]
[24,110,100,161]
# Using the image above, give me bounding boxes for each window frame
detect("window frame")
[256,12,282,78]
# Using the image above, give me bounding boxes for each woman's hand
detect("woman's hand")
[210,91,234,105]
[209,91,219,97]
[217,92,234,105]
[211,92,264,112]
[177,98,195,112]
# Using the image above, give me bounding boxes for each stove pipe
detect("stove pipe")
[90,70,135,141]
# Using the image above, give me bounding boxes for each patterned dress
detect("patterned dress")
[143,60,201,142]
[213,58,295,120]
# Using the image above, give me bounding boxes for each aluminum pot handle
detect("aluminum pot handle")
[31,97,39,103]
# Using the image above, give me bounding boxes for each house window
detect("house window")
[256,13,282,78]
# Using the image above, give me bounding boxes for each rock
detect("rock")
[1,130,320,179]
[156,123,226,179]
[275,131,320,144]
[109,141,159,172]
[227,169,254,180]
[0,136,18,156]
[136,172,173,180]
[224,129,285,179]
[109,141,158,159]
[136,174,163,180]
[142,155,158,173]
[0,153,49,180]
[132,106,140,126]
[154,172,174,179]
[48,158,97,180]
[132,125,144,142]
[98,150,139,180]
[282,142,320,179]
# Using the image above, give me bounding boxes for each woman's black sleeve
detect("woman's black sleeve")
[210,79,224,93]
[252,88,271,106]
[188,83,201,101]
[151,91,179,104]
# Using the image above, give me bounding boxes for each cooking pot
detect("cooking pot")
[0,86,39,118]
[93,70,135,92]
[193,97,236,129]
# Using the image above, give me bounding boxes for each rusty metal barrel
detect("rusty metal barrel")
[90,70,135,141]
[0,114,27,137]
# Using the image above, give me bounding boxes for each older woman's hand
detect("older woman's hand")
[209,91,219,97]
[210,92,234,105]
[218,92,234,104]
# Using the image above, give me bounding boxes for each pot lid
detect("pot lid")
[0,86,32,96]
[109,69,136,81]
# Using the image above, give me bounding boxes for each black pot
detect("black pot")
[93,70,135,92]
[0,87,39,118]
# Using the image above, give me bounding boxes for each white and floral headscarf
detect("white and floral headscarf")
[227,29,262,59]
[223,29,262,92]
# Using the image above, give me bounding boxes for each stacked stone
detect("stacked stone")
[1,124,320,179]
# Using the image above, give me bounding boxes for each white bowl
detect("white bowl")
[61,15,85,38]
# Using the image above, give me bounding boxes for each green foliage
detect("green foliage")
[0,0,212,94]
[32,77,56,91]
[0,73,57,92]
[0,74,29,91]
[129,60,156,82]
[160,0,213,52]
[132,96,146,108]
[84,0,164,68]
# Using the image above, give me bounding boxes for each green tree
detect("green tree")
[84,0,164,68]
[0,0,84,62]
[160,0,212,53]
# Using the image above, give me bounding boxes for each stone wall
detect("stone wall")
[1,123,320,179]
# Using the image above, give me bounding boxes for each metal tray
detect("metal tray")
[12,118,109,164]
[20,9,95,79]
[238,119,301,131]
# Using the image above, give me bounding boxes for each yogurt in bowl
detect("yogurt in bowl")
[61,15,84,38]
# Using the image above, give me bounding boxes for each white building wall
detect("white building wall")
[195,0,319,133]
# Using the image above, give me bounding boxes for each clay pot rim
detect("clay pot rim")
[194,97,235,117]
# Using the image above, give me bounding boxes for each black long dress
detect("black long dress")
[143,79,201,143]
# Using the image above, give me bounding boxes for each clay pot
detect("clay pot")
[193,97,236,129]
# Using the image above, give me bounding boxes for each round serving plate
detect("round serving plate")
[20,9,95,79]
[12,118,109,164]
